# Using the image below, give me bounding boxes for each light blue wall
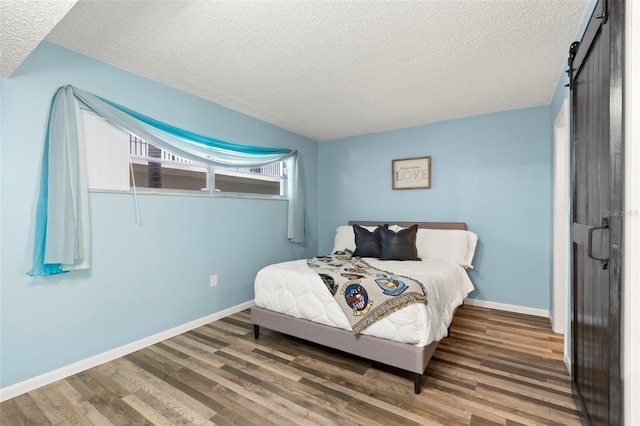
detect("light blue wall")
[318,106,552,309]
[0,41,318,388]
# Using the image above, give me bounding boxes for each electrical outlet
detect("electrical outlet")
[210,274,218,287]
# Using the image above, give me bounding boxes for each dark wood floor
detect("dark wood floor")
[0,305,579,425]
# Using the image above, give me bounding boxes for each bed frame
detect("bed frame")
[251,221,468,394]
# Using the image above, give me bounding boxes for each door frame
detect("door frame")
[624,1,639,424]
[552,99,569,337]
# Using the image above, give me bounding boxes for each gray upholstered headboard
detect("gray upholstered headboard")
[348,221,467,230]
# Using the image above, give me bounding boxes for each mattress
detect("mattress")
[254,257,474,346]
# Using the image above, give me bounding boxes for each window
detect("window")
[82,112,286,197]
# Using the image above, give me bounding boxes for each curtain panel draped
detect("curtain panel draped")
[28,85,304,277]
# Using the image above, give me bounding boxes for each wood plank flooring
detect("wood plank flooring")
[0,305,579,425]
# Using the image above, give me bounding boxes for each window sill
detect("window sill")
[89,188,288,201]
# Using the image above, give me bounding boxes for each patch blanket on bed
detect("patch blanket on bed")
[306,250,428,334]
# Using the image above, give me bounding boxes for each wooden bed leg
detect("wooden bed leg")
[447,326,451,338]
[253,324,260,339]
[414,373,422,394]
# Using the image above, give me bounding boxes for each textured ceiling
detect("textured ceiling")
[3,0,590,141]
[0,0,78,78]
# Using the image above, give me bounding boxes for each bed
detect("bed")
[251,221,477,393]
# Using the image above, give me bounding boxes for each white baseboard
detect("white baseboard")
[463,298,550,318]
[0,300,255,402]
[564,352,572,376]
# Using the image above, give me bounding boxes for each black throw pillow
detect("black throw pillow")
[379,225,420,261]
[353,224,388,258]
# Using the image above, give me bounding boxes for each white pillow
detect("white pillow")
[415,228,478,268]
[332,225,379,253]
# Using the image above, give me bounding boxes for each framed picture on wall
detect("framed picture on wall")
[392,156,431,189]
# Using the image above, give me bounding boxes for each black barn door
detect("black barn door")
[569,0,624,424]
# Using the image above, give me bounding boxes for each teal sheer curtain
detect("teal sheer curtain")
[28,85,304,277]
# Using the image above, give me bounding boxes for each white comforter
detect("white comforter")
[254,258,474,347]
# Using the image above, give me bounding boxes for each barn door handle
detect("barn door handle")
[588,218,609,269]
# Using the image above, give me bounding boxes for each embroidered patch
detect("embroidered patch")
[333,250,353,261]
[319,258,343,267]
[375,278,409,296]
[341,282,373,316]
[319,274,338,295]
[340,273,365,280]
